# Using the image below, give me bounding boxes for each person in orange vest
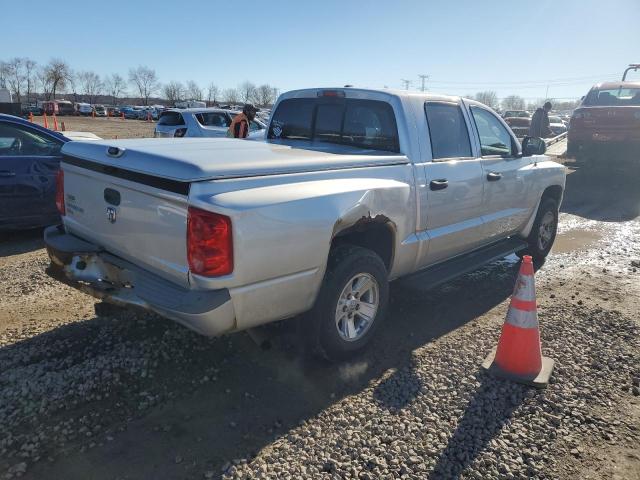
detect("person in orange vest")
[227,104,257,139]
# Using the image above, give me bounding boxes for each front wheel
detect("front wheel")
[517,197,559,262]
[307,245,389,361]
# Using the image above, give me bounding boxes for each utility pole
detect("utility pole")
[418,74,429,92]
[401,79,412,90]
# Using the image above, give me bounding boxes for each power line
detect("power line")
[400,79,412,90]
[424,73,619,87]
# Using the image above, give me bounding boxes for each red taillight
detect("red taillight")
[174,128,187,137]
[187,207,233,276]
[55,169,65,215]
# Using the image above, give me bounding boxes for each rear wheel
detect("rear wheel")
[306,245,389,361]
[517,198,559,262]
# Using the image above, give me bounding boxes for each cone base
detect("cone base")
[482,348,554,389]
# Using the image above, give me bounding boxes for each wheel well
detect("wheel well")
[331,220,394,271]
[541,185,563,206]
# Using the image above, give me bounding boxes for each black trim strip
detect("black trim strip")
[62,155,190,195]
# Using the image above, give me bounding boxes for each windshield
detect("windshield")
[583,87,640,106]
[548,116,562,123]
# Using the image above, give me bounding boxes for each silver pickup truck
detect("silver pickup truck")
[45,88,566,360]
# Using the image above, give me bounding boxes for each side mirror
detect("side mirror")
[522,136,546,156]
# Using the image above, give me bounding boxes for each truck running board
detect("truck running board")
[397,237,528,291]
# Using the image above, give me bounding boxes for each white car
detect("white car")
[137,106,159,121]
[154,108,266,139]
[548,116,568,135]
[74,103,93,116]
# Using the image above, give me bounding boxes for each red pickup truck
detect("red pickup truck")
[567,80,640,165]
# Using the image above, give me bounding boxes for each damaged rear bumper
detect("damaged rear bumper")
[44,225,237,336]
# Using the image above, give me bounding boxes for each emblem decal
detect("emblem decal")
[106,207,117,223]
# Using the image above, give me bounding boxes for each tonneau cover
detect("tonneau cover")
[61,138,408,182]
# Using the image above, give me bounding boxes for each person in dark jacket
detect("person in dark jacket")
[227,104,257,139]
[529,101,554,138]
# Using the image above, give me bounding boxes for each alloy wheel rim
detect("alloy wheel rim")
[335,273,379,342]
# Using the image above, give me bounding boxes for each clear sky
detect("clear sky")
[5,0,639,101]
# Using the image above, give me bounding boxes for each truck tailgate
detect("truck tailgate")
[61,160,190,288]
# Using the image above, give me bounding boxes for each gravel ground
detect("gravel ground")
[0,164,639,480]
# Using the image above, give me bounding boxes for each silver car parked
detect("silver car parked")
[154,108,266,139]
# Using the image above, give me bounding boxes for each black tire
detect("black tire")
[517,197,559,262]
[306,244,389,361]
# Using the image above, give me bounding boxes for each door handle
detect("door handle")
[486,172,502,181]
[429,179,449,190]
[0,171,16,178]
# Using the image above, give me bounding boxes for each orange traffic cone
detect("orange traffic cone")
[482,255,554,388]
[61,121,66,132]
[43,113,49,129]
[28,112,34,122]
[53,115,59,131]
[121,112,125,121]
[92,109,96,118]
[146,112,151,122]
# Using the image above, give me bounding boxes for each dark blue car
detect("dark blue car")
[0,114,69,230]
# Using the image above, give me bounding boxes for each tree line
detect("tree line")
[473,91,581,112]
[0,57,280,107]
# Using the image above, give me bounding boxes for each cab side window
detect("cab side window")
[470,107,514,156]
[424,102,472,160]
[0,123,62,157]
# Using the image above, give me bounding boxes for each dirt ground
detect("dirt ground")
[28,116,155,139]
[0,160,639,479]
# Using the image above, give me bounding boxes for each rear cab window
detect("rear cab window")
[158,111,185,126]
[268,97,400,152]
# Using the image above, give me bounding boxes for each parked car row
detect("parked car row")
[501,109,570,138]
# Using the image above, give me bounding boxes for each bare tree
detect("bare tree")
[67,71,79,103]
[238,81,256,104]
[501,95,526,111]
[185,80,202,100]
[474,91,499,110]
[24,58,37,104]
[223,88,239,104]
[206,82,219,105]
[4,58,26,103]
[77,71,103,104]
[255,84,276,107]
[0,62,8,89]
[36,66,53,100]
[44,58,71,100]
[104,73,127,105]
[129,66,159,105]
[163,81,185,104]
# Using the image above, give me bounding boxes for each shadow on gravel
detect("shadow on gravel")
[6,257,529,480]
[430,376,526,479]
[561,164,640,222]
[0,228,45,258]
[371,257,540,412]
